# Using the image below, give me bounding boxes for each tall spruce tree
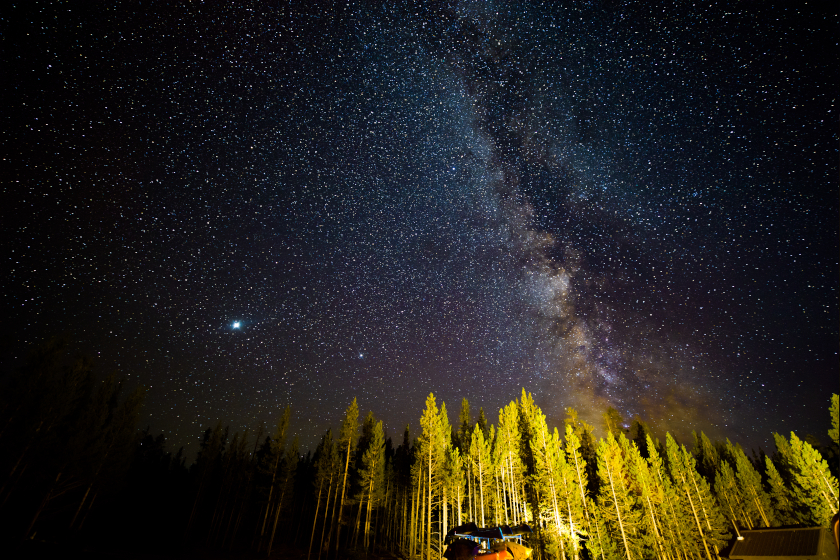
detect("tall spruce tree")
[725,440,773,527]
[309,430,337,560]
[469,422,492,528]
[418,394,447,560]
[602,408,625,439]
[645,435,692,560]
[457,398,472,452]
[764,456,797,525]
[596,432,642,560]
[499,402,525,526]
[785,431,838,526]
[332,398,359,556]
[665,433,730,560]
[359,420,385,551]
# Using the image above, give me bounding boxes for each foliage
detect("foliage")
[3,344,837,559]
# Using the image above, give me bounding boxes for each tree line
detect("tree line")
[1,340,838,559]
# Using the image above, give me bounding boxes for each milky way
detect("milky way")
[3,2,837,456]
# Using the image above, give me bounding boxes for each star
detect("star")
[232,322,240,329]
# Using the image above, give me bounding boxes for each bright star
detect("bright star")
[233,321,241,329]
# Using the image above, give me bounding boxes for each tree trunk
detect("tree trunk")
[428,438,434,560]
[682,481,713,560]
[334,439,353,558]
[320,472,335,560]
[604,456,631,560]
[309,475,325,560]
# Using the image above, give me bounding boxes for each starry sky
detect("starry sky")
[3,1,837,457]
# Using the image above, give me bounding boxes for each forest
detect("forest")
[1,339,838,559]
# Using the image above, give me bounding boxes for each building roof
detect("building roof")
[725,527,838,560]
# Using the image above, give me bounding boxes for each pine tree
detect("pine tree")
[267,436,299,555]
[785,431,839,526]
[309,430,337,560]
[457,398,472,452]
[333,398,359,556]
[595,433,642,560]
[565,425,592,541]
[626,418,652,460]
[693,431,720,483]
[764,456,797,525]
[499,402,525,525]
[477,408,490,440]
[469,422,492,528]
[665,433,730,560]
[645,435,692,560]
[624,434,668,559]
[586,497,618,560]
[725,440,773,527]
[258,406,291,545]
[418,393,447,560]
[830,394,839,448]
[714,459,754,533]
[359,420,385,551]
[602,408,624,439]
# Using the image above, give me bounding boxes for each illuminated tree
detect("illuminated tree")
[602,408,624,439]
[331,398,358,556]
[665,433,730,560]
[725,440,773,527]
[782,431,838,526]
[645,435,692,560]
[469,422,492,527]
[309,430,337,560]
[596,432,642,560]
[418,393,447,560]
[359,420,385,551]
[764,456,797,525]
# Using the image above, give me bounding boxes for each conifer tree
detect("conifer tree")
[418,393,447,560]
[359,420,385,551]
[596,432,642,560]
[527,403,564,558]
[586,497,618,560]
[665,433,729,560]
[645,435,692,560]
[565,407,599,496]
[623,434,668,559]
[714,460,752,530]
[565,425,592,539]
[499,402,525,525]
[309,430,337,560]
[477,408,490,440]
[333,398,359,555]
[764,456,797,525]
[457,398,472,452]
[725,440,773,527]
[602,408,624,439]
[267,436,299,555]
[443,444,464,528]
[469,422,492,527]
[693,431,721,483]
[830,394,839,448]
[517,389,541,523]
[259,406,291,543]
[627,417,652,460]
[784,431,839,526]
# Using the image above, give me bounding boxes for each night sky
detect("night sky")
[3,1,837,458]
